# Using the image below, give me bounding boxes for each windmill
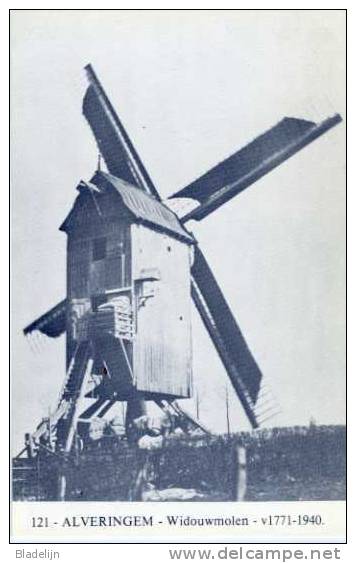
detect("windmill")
[21,64,341,457]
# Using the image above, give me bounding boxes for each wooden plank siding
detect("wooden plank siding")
[131,224,192,398]
[68,221,131,299]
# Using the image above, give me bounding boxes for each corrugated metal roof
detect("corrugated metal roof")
[92,171,194,244]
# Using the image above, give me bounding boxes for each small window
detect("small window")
[93,237,106,261]
[91,294,107,312]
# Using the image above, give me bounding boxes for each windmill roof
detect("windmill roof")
[60,170,194,244]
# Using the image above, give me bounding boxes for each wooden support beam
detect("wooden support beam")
[234,445,247,502]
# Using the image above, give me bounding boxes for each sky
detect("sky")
[11,10,346,453]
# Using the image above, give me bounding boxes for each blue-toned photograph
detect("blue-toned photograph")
[11,10,345,507]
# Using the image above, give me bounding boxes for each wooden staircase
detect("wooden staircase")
[55,341,93,451]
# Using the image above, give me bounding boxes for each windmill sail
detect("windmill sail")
[23,299,66,338]
[83,64,160,199]
[191,246,262,428]
[173,114,342,222]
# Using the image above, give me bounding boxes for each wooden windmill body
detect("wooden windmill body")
[22,65,342,457]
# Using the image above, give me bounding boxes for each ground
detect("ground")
[12,424,346,502]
